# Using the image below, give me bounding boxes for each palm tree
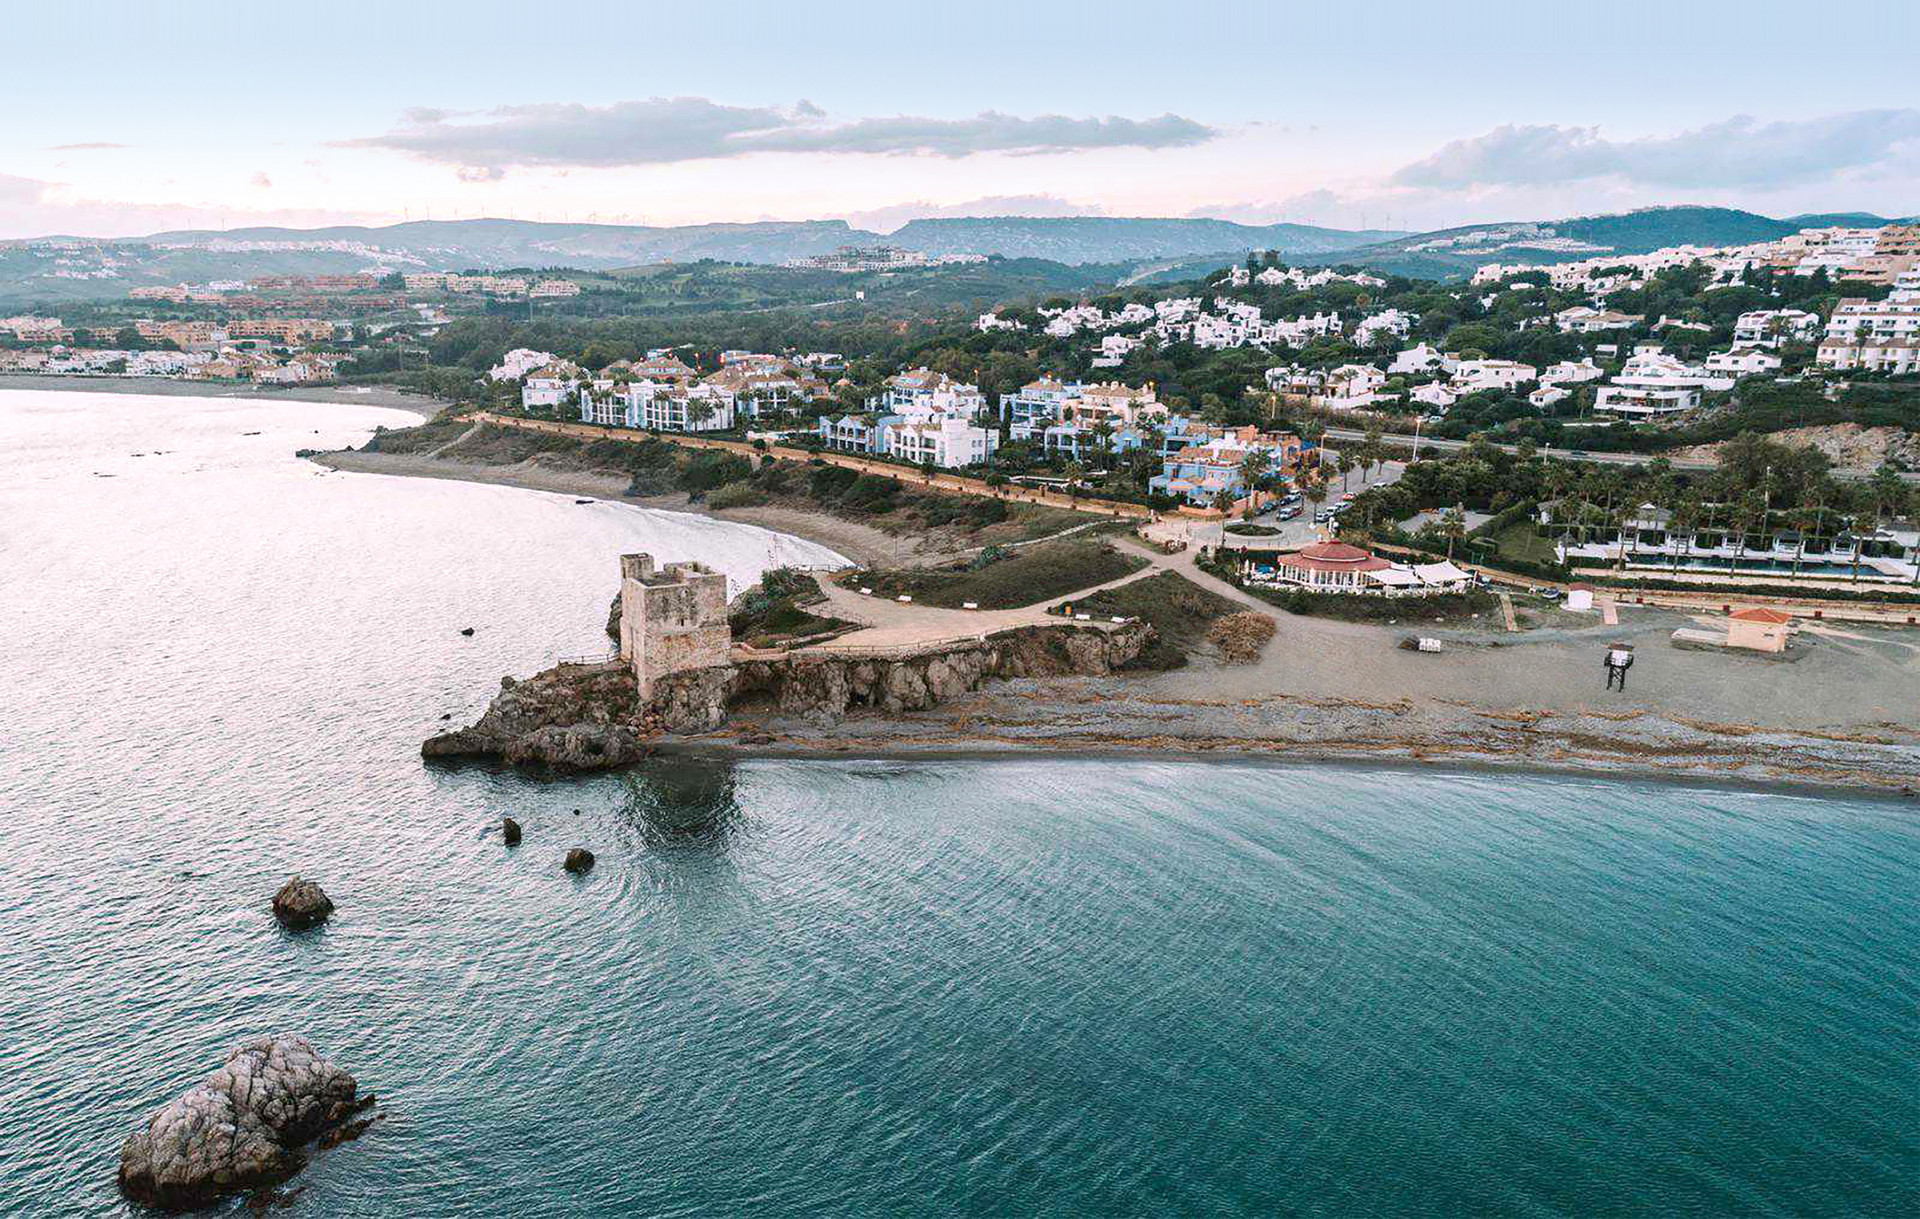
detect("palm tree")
[1064,460,1087,504]
[1302,478,1328,525]
[1668,492,1703,575]
[1239,451,1270,515]
[1731,489,1764,573]
[1441,505,1468,561]
[1361,426,1384,481]
[1329,452,1349,492]
[1790,491,1821,579]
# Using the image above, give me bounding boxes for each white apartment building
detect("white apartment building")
[882,415,998,469]
[1594,384,1702,416]
[1540,358,1605,385]
[583,381,736,432]
[489,348,557,382]
[1353,309,1417,346]
[1450,359,1538,394]
[1555,306,1645,334]
[875,368,987,419]
[1816,338,1920,375]
[1703,348,1783,377]
[1092,333,1141,367]
[1733,309,1819,347]
[975,311,1025,332]
[1592,348,1730,417]
[1390,343,1452,375]
[521,369,580,409]
[1322,364,1388,408]
[1824,294,1920,343]
[1818,281,1920,371]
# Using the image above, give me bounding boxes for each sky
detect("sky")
[3,0,1918,240]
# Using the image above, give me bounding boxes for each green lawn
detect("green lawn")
[1071,571,1260,669]
[853,540,1147,609]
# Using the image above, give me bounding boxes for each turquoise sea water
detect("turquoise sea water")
[2,390,1917,1216]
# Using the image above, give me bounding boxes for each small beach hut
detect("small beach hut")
[1726,607,1792,653]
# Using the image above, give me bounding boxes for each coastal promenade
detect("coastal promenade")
[468,411,1155,521]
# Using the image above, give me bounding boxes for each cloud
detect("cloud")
[1392,110,1920,191]
[47,141,131,151]
[250,171,273,189]
[0,172,380,240]
[341,97,1217,176]
[844,193,1103,233]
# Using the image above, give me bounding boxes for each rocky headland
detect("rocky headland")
[423,620,1151,770]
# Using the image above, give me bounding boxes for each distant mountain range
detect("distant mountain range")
[109,214,1407,268]
[1,206,1911,303]
[1286,206,1915,279]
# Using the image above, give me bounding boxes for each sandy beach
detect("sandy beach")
[0,373,445,417]
[313,445,956,568]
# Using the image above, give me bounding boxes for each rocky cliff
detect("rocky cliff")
[423,622,1151,769]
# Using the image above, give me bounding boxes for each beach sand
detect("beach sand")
[311,446,920,568]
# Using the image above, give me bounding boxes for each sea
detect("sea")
[1,387,1916,1217]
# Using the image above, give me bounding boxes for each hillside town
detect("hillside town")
[6,219,1918,597]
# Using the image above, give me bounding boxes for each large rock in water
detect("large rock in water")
[117,1034,363,1210]
[271,876,334,930]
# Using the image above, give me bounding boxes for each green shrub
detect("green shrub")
[706,482,769,509]
[677,451,753,492]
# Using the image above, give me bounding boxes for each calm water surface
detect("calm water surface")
[2,389,1917,1216]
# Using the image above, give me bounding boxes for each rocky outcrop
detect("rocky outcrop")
[502,818,522,846]
[606,593,623,642]
[117,1035,370,1210]
[710,622,1150,721]
[271,877,333,930]
[425,622,1150,770]
[422,662,650,769]
[563,848,596,874]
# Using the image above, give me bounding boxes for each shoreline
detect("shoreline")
[312,445,927,567]
[0,373,445,418]
[642,678,1920,798]
[303,414,1920,799]
[643,738,1920,803]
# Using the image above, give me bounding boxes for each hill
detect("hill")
[884,216,1409,263]
[1292,206,1906,279]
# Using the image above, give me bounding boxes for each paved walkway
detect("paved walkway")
[793,552,1176,656]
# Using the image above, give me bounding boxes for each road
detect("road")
[1317,426,1919,483]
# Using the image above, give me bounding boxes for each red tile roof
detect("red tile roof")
[1274,541,1392,574]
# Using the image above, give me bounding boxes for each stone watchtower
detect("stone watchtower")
[618,554,732,701]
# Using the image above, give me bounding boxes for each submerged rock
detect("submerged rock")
[563,848,596,874]
[502,817,522,846]
[271,877,334,930]
[117,1034,365,1210]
